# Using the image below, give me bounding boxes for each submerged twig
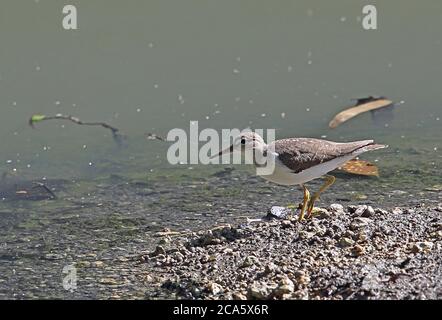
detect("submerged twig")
[145,132,166,141]
[29,114,126,146]
[32,182,57,199]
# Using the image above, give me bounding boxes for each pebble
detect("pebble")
[240,256,258,268]
[352,244,366,256]
[207,282,222,295]
[375,208,389,215]
[350,217,373,230]
[299,231,316,240]
[294,270,311,286]
[247,283,270,299]
[264,263,278,274]
[93,261,104,268]
[329,203,344,213]
[392,207,404,214]
[99,278,118,285]
[151,246,166,257]
[267,206,291,219]
[273,278,295,297]
[339,237,355,247]
[354,205,368,216]
[232,292,247,300]
[411,242,434,253]
[281,220,293,228]
[361,206,375,217]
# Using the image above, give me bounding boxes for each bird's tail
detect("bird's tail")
[354,143,388,154]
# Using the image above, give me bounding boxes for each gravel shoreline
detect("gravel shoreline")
[142,203,442,300]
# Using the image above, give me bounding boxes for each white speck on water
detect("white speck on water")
[236,57,241,62]
[281,112,286,119]
[13,131,18,136]
[385,123,389,127]
[340,16,347,22]
[148,42,154,48]
[214,103,219,108]
[388,63,393,68]
[233,68,240,74]
[436,117,440,121]
[27,164,31,168]
[306,108,310,112]
[88,162,93,166]
[154,84,159,89]
[307,9,313,17]
[136,108,141,112]
[356,16,362,22]
[12,101,17,106]
[307,60,312,65]
[214,110,220,114]
[321,135,327,138]
[287,65,293,72]
[190,121,198,126]
[12,168,17,172]
[82,145,87,149]
[332,95,339,99]
[434,147,438,151]
[401,135,405,139]
[307,51,312,57]
[261,113,266,117]
[205,116,210,120]
[35,65,41,71]
[72,103,77,107]
[235,97,241,102]
[6,160,12,164]
[249,99,254,104]
[55,100,61,105]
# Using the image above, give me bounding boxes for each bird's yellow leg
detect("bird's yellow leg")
[306,175,336,218]
[298,184,310,221]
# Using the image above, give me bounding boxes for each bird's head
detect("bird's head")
[211,132,266,158]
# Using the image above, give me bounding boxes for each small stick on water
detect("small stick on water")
[32,182,57,199]
[29,114,126,146]
[145,132,166,141]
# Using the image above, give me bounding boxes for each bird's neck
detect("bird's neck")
[251,143,269,167]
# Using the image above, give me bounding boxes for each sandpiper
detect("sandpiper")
[212,132,387,221]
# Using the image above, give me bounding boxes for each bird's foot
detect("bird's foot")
[307,207,324,218]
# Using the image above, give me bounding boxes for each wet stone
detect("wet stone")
[267,206,291,219]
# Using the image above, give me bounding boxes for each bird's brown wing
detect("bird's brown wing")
[273,138,373,173]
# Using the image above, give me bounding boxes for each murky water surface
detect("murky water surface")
[0,1,441,298]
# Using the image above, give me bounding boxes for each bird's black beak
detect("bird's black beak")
[211,144,234,159]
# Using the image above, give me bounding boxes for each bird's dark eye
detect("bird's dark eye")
[241,138,246,145]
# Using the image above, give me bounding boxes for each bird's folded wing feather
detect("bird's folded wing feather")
[272,138,373,173]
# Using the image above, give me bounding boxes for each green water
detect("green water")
[0,0,441,298]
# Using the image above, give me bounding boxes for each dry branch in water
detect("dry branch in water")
[29,114,126,146]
